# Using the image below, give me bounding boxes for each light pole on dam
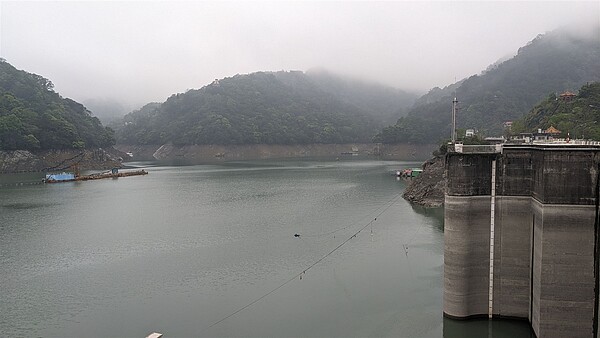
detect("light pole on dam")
[444,143,600,338]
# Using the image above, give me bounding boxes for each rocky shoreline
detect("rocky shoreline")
[0,148,125,174]
[402,155,446,208]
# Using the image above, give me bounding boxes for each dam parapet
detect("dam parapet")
[444,143,600,338]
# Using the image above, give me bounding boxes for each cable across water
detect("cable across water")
[202,191,405,332]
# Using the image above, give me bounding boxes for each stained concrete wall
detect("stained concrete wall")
[444,195,491,318]
[446,153,495,196]
[531,149,598,205]
[444,145,600,338]
[532,200,596,338]
[444,196,534,320]
[493,196,532,318]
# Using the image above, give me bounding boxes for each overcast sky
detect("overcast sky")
[1,1,598,110]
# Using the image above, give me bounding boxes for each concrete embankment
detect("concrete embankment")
[115,143,438,162]
[0,148,124,173]
[444,144,600,338]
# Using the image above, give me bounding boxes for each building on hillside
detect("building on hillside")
[559,91,576,101]
[465,129,475,137]
[533,127,561,142]
[510,128,560,144]
[544,126,561,136]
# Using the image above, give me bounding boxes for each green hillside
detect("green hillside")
[512,82,600,139]
[0,59,114,150]
[116,71,416,145]
[305,69,417,124]
[376,27,600,144]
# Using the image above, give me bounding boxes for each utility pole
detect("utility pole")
[452,97,458,143]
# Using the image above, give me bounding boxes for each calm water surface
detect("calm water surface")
[0,159,532,337]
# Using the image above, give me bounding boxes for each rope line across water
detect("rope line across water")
[203,191,405,332]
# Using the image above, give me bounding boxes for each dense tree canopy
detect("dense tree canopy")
[375,27,600,144]
[116,71,415,145]
[511,82,600,140]
[0,59,114,150]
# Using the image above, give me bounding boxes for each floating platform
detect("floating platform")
[44,168,148,183]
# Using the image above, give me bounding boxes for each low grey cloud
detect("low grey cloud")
[1,1,598,110]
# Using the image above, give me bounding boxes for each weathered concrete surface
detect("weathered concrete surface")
[446,153,496,196]
[444,195,491,318]
[445,144,600,338]
[496,148,533,196]
[531,149,598,205]
[493,196,532,318]
[444,195,534,319]
[532,201,596,338]
[115,143,438,162]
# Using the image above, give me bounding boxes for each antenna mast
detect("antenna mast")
[452,96,458,143]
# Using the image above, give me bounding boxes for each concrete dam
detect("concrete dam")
[444,144,600,338]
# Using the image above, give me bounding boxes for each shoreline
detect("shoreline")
[115,143,438,163]
[0,148,124,174]
[0,143,438,174]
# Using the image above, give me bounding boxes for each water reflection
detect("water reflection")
[443,317,534,337]
[0,160,536,337]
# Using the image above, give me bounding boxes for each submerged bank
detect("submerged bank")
[115,143,438,162]
[0,148,124,174]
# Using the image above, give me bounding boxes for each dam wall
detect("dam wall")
[444,144,600,338]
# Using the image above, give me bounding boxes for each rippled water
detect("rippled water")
[0,159,532,337]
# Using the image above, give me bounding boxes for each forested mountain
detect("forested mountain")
[411,81,463,108]
[512,82,600,139]
[305,69,417,123]
[0,59,114,150]
[116,71,416,145]
[376,27,600,144]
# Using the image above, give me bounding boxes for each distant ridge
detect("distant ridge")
[115,70,417,145]
[376,26,600,144]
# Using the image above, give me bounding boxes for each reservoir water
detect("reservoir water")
[0,159,532,337]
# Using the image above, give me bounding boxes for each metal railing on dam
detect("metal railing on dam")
[444,144,600,338]
[448,140,600,154]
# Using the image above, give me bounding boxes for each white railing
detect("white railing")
[449,140,600,154]
[449,144,502,154]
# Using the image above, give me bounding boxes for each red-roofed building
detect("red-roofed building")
[559,91,577,101]
[545,126,561,135]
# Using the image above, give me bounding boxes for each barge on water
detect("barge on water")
[44,168,148,183]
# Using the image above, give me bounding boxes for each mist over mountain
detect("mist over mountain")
[376,26,600,144]
[0,59,114,150]
[82,98,131,124]
[116,70,416,145]
[305,69,418,124]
